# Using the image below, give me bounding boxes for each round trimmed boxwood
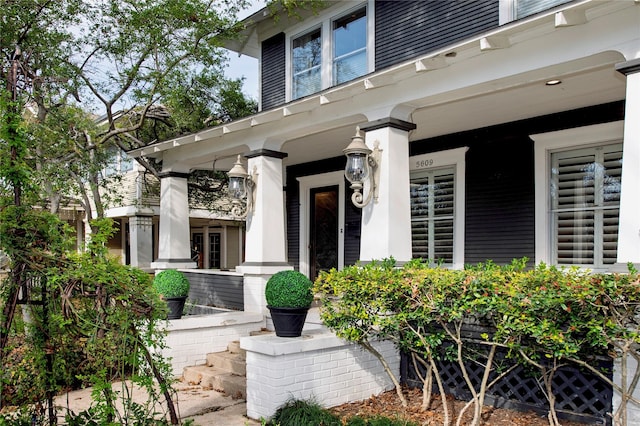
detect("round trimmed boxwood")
[153,269,190,298]
[265,270,314,309]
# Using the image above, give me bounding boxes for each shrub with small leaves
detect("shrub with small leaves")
[265,270,314,308]
[153,269,190,298]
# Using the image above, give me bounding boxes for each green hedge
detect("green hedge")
[315,258,640,425]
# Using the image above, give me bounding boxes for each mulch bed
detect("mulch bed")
[330,388,592,425]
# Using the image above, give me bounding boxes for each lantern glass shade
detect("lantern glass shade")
[228,176,246,199]
[345,152,369,184]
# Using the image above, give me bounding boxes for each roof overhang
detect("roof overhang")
[130,0,636,173]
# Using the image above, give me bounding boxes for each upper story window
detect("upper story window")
[292,28,322,99]
[333,8,367,85]
[499,0,573,24]
[104,147,134,177]
[289,3,371,101]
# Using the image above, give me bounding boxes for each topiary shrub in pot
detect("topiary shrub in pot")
[153,269,190,320]
[265,270,314,337]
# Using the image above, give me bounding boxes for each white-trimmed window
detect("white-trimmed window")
[333,8,367,85]
[499,0,572,24]
[411,167,455,263]
[288,2,373,101]
[532,121,624,270]
[104,147,134,177]
[292,28,322,99]
[409,148,467,268]
[551,145,622,268]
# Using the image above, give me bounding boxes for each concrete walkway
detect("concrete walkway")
[54,380,260,425]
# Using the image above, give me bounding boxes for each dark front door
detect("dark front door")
[310,186,339,279]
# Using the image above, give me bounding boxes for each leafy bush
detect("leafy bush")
[152,269,190,298]
[316,258,640,426]
[265,270,313,308]
[0,217,178,424]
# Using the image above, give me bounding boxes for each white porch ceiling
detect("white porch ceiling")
[280,59,626,168]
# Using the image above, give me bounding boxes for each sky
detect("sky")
[224,0,267,101]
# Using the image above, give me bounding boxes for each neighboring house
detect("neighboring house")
[101,147,245,272]
[127,0,640,419]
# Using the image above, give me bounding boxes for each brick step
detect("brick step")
[226,340,245,356]
[182,364,246,399]
[206,350,246,376]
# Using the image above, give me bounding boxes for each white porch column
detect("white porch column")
[613,58,640,426]
[151,172,196,270]
[236,150,292,314]
[243,150,288,264]
[358,118,415,263]
[614,58,640,271]
[129,215,153,270]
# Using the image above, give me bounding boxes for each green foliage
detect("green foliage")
[265,398,417,426]
[267,398,341,426]
[315,259,399,343]
[0,93,32,198]
[265,270,314,308]
[153,269,191,298]
[316,257,636,363]
[0,214,176,423]
[0,205,73,262]
[316,258,640,424]
[1,0,258,219]
[0,407,35,426]
[345,416,417,426]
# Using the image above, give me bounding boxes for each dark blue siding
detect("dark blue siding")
[464,137,535,265]
[261,32,286,110]
[374,0,498,70]
[183,272,244,310]
[409,101,624,266]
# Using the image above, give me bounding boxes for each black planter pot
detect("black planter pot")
[165,296,187,320]
[268,306,309,337]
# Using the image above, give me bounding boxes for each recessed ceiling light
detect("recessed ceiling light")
[546,79,562,86]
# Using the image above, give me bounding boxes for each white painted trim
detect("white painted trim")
[221,225,228,269]
[286,0,373,102]
[499,0,516,25]
[297,171,345,278]
[531,121,624,266]
[410,147,468,269]
[367,0,375,73]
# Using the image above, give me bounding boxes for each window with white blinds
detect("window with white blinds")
[515,0,572,19]
[550,144,622,268]
[410,167,455,263]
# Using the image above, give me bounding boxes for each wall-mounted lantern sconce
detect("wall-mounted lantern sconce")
[343,127,382,208]
[227,155,257,219]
